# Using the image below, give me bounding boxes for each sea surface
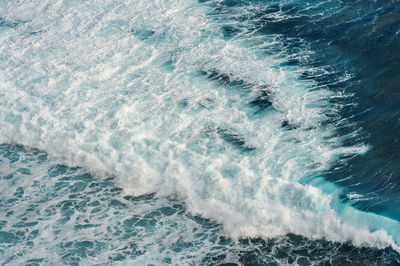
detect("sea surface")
[1,0,400,265]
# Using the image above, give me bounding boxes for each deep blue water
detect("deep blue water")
[1,0,400,264]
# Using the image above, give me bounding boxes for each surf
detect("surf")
[0,0,399,262]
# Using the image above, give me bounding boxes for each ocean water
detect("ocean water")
[0,0,399,265]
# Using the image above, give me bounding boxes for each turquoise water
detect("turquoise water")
[1,0,400,264]
[1,144,399,265]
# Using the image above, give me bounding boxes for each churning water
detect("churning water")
[1,0,400,264]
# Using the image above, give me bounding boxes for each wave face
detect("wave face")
[0,0,399,264]
[1,144,400,265]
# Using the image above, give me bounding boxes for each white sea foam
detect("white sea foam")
[0,0,399,253]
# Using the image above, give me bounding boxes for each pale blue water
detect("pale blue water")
[1,0,400,265]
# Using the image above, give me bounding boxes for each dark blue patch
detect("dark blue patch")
[281,120,299,130]
[222,25,242,38]
[211,0,400,222]
[217,128,256,152]
[249,91,273,112]
[0,17,21,29]
[201,69,251,89]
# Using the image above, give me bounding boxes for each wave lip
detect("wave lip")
[1,144,399,265]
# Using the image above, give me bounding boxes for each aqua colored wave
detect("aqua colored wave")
[0,0,399,264]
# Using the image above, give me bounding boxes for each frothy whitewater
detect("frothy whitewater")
[0,0,399,264]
